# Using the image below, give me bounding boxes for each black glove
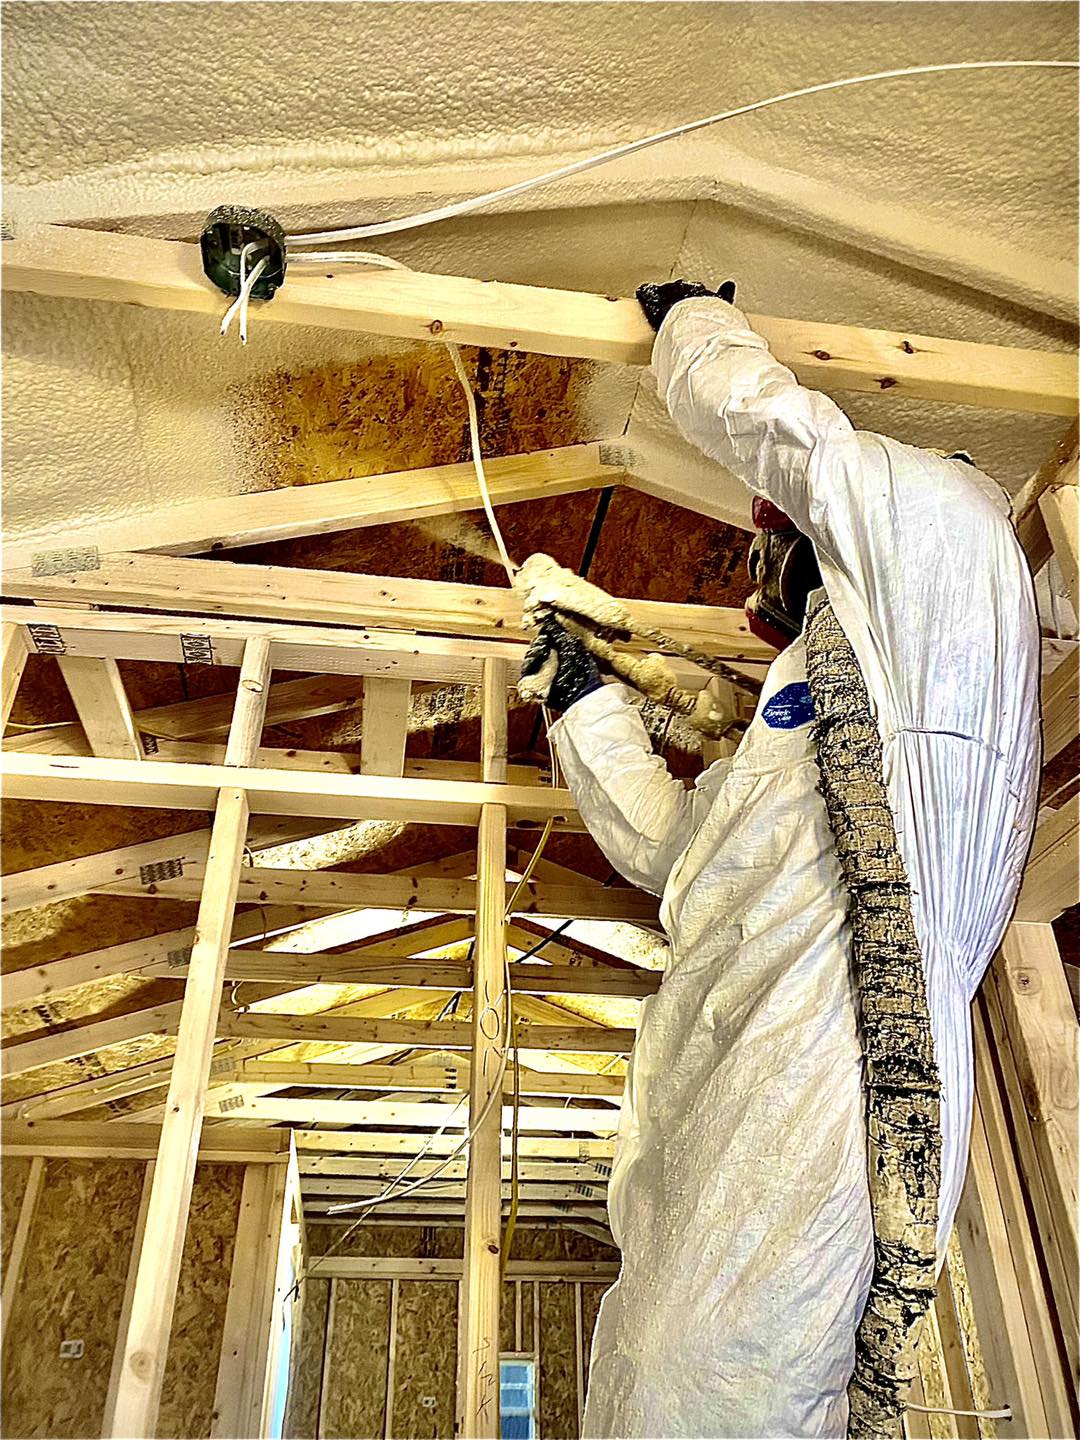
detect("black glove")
[636,278,737,332]
[518,618,602,713]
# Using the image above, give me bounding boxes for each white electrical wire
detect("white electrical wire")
[219,242,270,345]
[285,60,1076,247]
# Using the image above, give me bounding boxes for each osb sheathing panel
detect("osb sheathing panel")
[1,1155,33,1271]
[157,1162,246,1440]
[539,1283,579,1440]
[322,1278,391,1440]
[284,1275,331,1440]
[1,1157,145,1438]
[308,1223,464,1260]
[392,1280,458,1440]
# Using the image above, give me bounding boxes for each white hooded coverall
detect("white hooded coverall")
[549,301,1040,1439]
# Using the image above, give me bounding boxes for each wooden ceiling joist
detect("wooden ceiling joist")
[103,864,658,926]
[3,222,1074,413]
[2,444,621,569]
[0,751,583,831]
[294,1129,614,1160]
[211,1095,622,1134]
[0,1120,292,1161]
[161,951,661,998]
[243,1060,624,1099]
[214,1013,635,1057]
[3,556,766,659]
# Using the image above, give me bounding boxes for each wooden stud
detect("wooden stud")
[3,446,617,568]
[1,621,30,729]
[3,223,1074,412]
[460,658,509,1440]
[0,1155,44,1341]
[1013,795,1079,922]
[107,637,272,1437]
[211,1166,271,1439]
[360,677,411,778]
[55,656,142,760]
[992,925,1079,1304]
[315,1280,336,1440]
[384,1279,399,1440]
[972,998,1074,1434]
[1012,419,1078,571]
[574,1282,585,1435]
[955,1093,1048,1436]
[102,1162,155,1435]
[1040,483,1080,613]
[1042,646,1079,764]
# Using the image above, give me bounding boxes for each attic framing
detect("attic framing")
[1,242,1077,1439]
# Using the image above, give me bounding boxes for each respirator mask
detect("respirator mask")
[744,497,822,652]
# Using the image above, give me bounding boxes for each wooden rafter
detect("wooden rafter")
[2,444,620,569]
[3,223,1074,413]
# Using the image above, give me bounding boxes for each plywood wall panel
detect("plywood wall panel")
[392,1280,458,1440]
[284,1276,331,1440]
[157,1162,246,1440]
[539,1283,578,1440]
[1,1157,144,1438]
[1,1156,33,1271]
[321,1278,391,1439]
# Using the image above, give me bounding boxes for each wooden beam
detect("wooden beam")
[0,816,323,920]
[106,866,657,925]
[1,1000,186,1078]
[1040,484,1080,613]
[156,950,660,998]
[201,1094,621,1134]
[360,677,410,777]
[0,1120,291,1161]
[971,999,1075,1435]
[3,553,766,659]
[108,637,272,1437]
[1,897,317,1012]
[309,1256,617,1282]
[102,1162,154,1435]
[1,622,29,728]
[1014,795,1079,922]
[0,751,584,831]
[1012,419,1078,571]
[2,445,618,568]
[0,1155,44,1338]
[146,742,546,786]
[0,604,541,689]
[215,1011,635,1055]
[234,1059,624,1099]
[3,224,1074,412]
[1043,646,1080,764]
[305,1177,606,1205]
[294,1129,613,1161]
[461,657,509,1440]
[992,925,1079,1305]
[55,656,142,760]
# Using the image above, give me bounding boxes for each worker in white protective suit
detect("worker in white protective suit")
[515,280,1040,1440]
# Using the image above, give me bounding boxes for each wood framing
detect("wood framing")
[3,554,766,657]
[1012,418,1078,571]
[1,621,29,728]
[1043,646,1080,764]
[0,1155,44,1338]
[460,658,510,1439]
[1040,483,1080,613]
[108,638,272,1436]
[55,656,142,760]
[1013,795,1079,922]
[0,1122,292,1160]
[233,1059,625,1099]
[103,865,658,925]
[2,444,619,568]
[3,223,1074,412]
[308,1256,618,1282]
[359,676,411,777]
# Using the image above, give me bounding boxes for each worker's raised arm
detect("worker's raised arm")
[646,290,853,548]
